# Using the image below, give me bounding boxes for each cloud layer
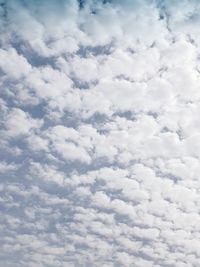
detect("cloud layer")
[1,0,200,266]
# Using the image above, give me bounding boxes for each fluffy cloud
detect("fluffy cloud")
[1,0,200,266]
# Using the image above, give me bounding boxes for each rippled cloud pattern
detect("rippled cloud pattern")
[1,0,200,266]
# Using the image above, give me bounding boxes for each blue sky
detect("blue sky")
[1,0,200,266]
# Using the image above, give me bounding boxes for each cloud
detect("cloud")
[1,0,200,267]
[0,48,32,79]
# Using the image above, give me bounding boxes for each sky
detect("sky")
[1,0,200,266]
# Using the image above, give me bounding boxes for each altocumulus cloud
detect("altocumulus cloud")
[1,0,200,266]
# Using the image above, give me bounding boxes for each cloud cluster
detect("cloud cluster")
[1,0,200,266]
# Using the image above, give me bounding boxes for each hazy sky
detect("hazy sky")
[1,0,200,266]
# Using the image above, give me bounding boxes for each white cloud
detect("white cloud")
[1,107,43,138]
[0,48,32,79]
[0,161,18,173]
[1,0,200,266]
